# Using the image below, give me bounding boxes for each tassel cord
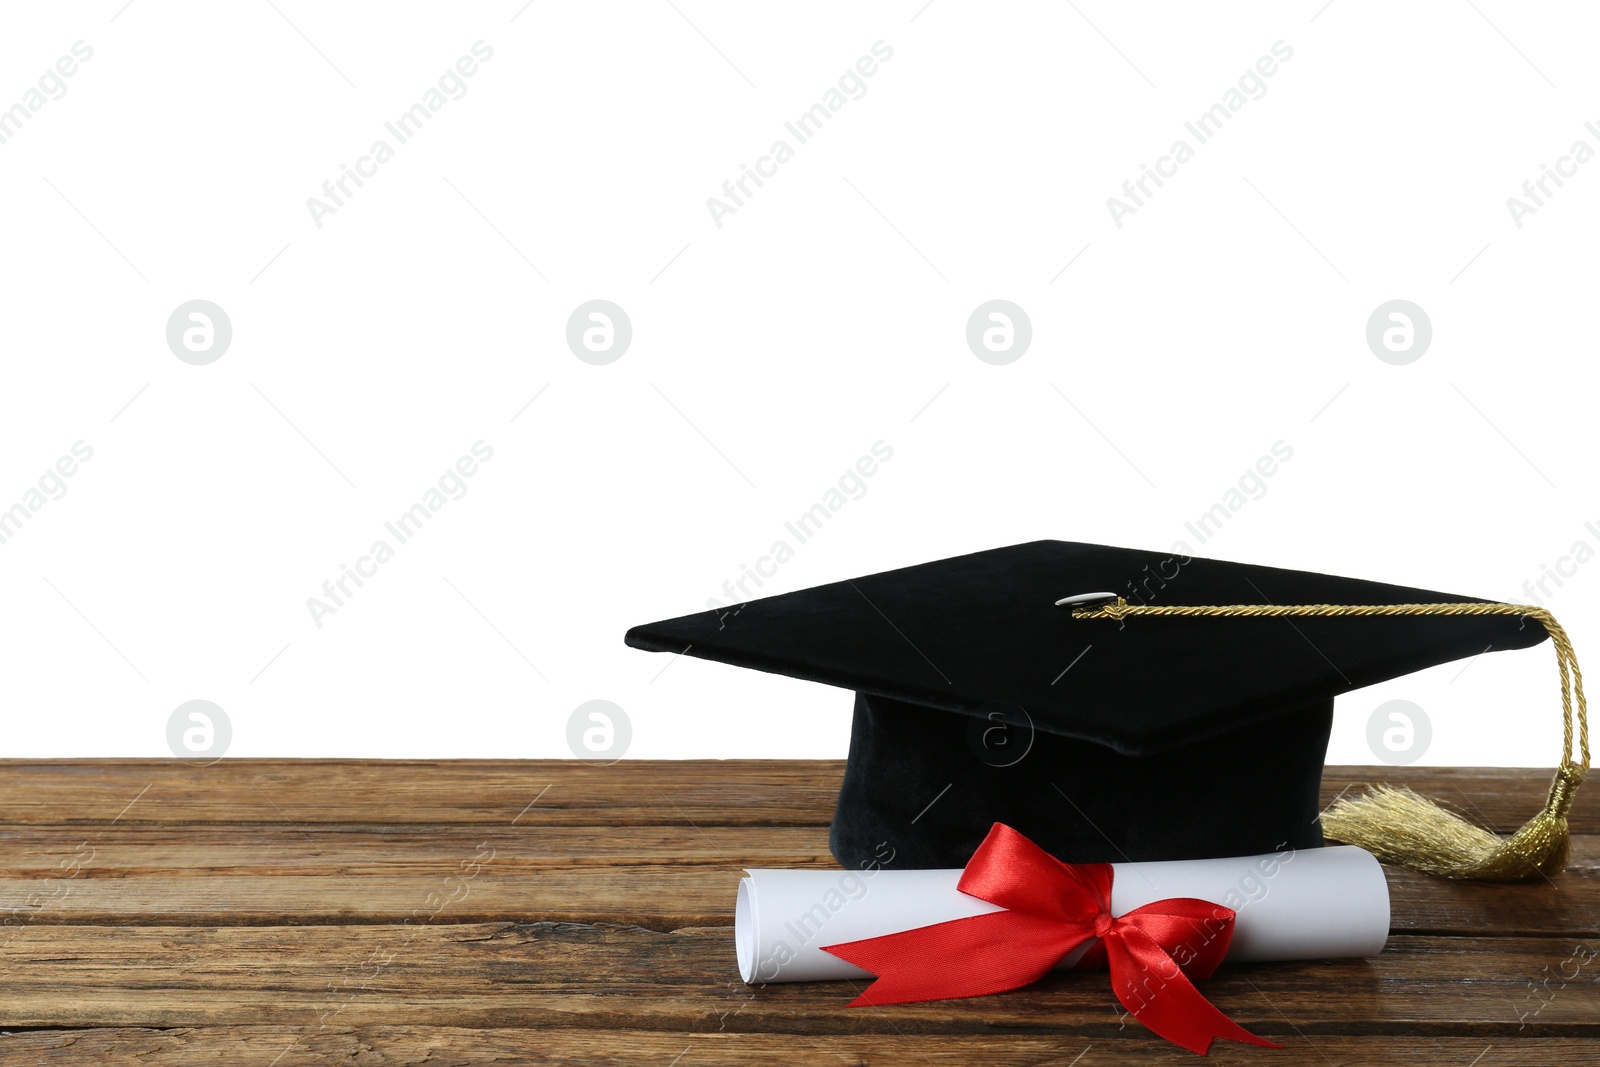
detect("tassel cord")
[1070,598,1588,880]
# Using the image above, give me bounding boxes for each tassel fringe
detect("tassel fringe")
[1321,763,1584,881]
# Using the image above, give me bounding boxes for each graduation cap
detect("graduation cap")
[626,541,1588,880]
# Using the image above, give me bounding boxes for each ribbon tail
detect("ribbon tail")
[1105,926,1281,1056]
[822,911,1092,1007]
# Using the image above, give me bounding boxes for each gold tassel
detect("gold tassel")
[1320,764,1583,880]
[1071,597,1590,880]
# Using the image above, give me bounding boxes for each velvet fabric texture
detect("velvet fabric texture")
[829,691,1334,870]
[624,540,1548,869]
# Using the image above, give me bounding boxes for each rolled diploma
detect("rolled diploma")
[736,845,1388,984]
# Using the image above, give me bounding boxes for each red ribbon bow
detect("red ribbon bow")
[820,823,1281,1056]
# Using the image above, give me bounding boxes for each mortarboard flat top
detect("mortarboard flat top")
[625,540,1544,755]
[625,541,1548,868]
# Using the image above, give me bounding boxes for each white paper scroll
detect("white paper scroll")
[736,845,1389,984]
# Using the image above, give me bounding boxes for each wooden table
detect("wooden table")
[0,761,1594,1064]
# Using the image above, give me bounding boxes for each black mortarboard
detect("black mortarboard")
[625,541,1577,874]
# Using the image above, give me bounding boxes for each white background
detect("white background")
[0,1,1595,766]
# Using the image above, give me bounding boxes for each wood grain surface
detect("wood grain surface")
[0,761,1594,1065]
